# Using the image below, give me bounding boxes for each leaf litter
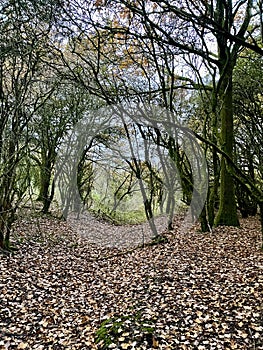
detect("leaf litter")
[0,213,262,349]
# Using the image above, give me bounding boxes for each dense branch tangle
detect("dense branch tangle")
[59,1,259,227]
[1,0,263,249]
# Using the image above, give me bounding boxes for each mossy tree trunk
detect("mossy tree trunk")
[260,203,263,250]
[213,0,252,227]
[215,64,239,227]
[207,90,220,228]
[0,140,18,250]
[37,147,56,214]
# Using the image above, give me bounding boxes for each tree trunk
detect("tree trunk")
[42,178,55,214]
[208,114,220,227]
[199,205,209,232]
[0,227,4,249]
[259,203,263,250]
[215,67,239,227]
[0,203,14,250]
[38,153,54,213]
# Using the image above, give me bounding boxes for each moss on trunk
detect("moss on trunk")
[215,65,239,227]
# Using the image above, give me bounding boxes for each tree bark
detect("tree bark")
[0,228,4,249]
[260,203,263,250]
[215,67,239,227]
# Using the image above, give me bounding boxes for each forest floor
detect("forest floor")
[0,211,262,350]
